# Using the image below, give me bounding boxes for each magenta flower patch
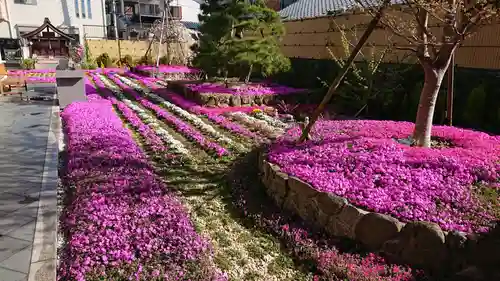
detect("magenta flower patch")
[268,120,500,233]
[185,82,307,96]
[58,102,213,280]
[106,73,229,156]
[135,64,200,74]
[8,69,56,83]
[89,74,168,154]
[126,72,266,141]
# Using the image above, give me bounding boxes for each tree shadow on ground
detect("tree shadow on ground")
[172,147,453,281]
[225,148,500,281]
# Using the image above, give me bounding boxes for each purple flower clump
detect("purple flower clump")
[9,69,56,83]
[85,78,106,102]
[268,120,500,233]
[58,102,212,280]
[128,73,265,141]
[107,73,229,156]
[135,65,200,74]
[186,82,306,96]
[89,73,168,154]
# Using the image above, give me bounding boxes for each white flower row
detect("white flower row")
[97,74,123,96]
[115,74,246,152]
[123,100,191,156]
[155,80,169,87]
[96,74,190,156]
[251,111,288,129]
[226,112,284,137]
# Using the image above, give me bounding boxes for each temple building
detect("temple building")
[0,0,107,63]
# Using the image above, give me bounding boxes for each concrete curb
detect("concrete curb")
[28,94,59,281]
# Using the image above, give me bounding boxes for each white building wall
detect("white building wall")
[0,0,107,41]
[0,21,11,38]
[172,0,200,23]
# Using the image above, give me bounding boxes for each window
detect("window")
[14,0,37,5]
[75,0,79,17]
[139,4,149,15]
[81,0,86,18]
[170,6,182,20]
[140,4,161,17]
[87,0,92,19]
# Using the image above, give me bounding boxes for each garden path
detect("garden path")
[0,86,59,281]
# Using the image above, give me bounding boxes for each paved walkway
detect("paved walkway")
[0,87,59,281]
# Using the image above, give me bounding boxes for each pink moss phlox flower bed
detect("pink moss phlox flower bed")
[230,147,421,281]
[164,91,266,140]
[125,73,267,114]
[135,65,200,74]
[186,82,306,96]
[59,102,222,280]
[8,69,56,83]
[8,69,55,75]
[106,73,229,156]
[268,120,500,233]
[88,74,168,154]
[87,67,125,74]
[126,72,266,140]
[84,78,107,102]
[315,251,417,280]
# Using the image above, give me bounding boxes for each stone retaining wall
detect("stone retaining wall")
[258,150,500,273]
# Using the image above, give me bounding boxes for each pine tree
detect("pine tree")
[192,0,234,78]
[192,0,290,82]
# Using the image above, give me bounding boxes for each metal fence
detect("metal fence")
[83,24,153,41]
[83,25,107,39]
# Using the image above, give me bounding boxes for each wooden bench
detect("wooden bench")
[0,64,28,98]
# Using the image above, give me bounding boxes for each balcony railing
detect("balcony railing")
[83,24,154,40]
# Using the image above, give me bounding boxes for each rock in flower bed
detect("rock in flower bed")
[168,80,309,107]
[267,120,499,233]
[58,101,225,280]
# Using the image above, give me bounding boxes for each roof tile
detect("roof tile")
[279,0,401,21]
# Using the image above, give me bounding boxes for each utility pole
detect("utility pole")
[112,0,122,62]
[445,1,457,126]
[120,0,128,39]
[155,0,168,77]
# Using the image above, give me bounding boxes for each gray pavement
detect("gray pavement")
[0,87,59,281]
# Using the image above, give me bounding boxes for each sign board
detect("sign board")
[42,32,55,38]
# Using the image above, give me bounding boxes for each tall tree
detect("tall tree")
[354,0,500,147]
[192,0,235,78]
[192,0,290,81]
[226,0,290,82]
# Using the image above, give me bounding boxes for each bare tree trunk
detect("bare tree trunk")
[298,0,391,143]
[412,0,460,147]
[413,66,446,147]
[144,35,155,60]
[223,69,229,87]
[244,64,253,83]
